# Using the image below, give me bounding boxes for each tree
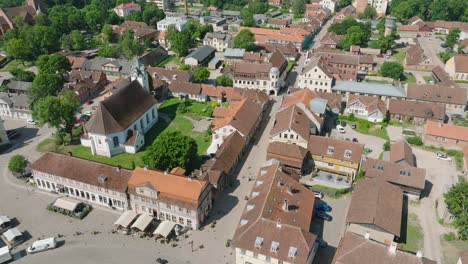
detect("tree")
[193,67,210,83]
[179,64,191,70]
[171,31,191,56]
[216,75,233,86]
[36,54,71,75]
[377,35,396,51]
[339,25,367,50]
[5,38,33,64]
[142,131,198,171]
[438,52,452,63]
[241,9,255,27]
[359,5,377,19]
[444,180,468,240]
[142,3,165,26]
[446,28,461,48]
[9,69,35,82]
[71,30,86,50]
[233,29,256,51]
[380,61,404,80]
[8,155,28,175]
[429,0,450,21]
[293,0,306,18]
[32,91,80,143]
[29,74,64,106]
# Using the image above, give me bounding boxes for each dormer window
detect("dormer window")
[288,246,297,258]
[240,219,248,225]
[246,204,255,211]
[252,192,259,197]
[344,150,352,158]
[377,165,384,170]
[327,146,334,154]
[256,180,264,186]
[255,236,264,248]
[271,241,279,253]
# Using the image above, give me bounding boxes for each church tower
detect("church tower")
[130,58,149,91]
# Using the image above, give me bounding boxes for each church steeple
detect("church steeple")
[130,57,149,91]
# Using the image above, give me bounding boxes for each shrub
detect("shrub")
[407,136,423,146]
[348,113,355,121]
[443,232,456,241]
[383,141,390,151]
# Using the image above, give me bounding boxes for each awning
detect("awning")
[0,216,10,226]
[114,211,138,228]
[3,227,22,242]
[53,197,80,212]
[153,220,177,238]
[130,214,153,231]
[0,246,12,263]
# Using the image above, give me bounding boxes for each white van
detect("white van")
[27,237,57,254]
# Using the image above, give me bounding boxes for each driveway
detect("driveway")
[312,194,352,264]
[418,36,446,69]
[411,147,459,263]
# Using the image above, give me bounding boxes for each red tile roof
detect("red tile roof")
[425,121,468,142]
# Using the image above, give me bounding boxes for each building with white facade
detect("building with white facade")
[298,56,334,92]
[156,17,187,32]
[270,105,312,148]
[232,160,319,264]
[346,95,387,123]
[146,0,167,10]
[127,167,213,230]
[31,152,132,210]
[0,92,31,121]
[233,50,287,95]
[114,2,141,17]
[203,32,232,52]
[311,0,336,12]
[81,80,158,157]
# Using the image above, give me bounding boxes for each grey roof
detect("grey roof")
[222,10,241,16]
[270,10,282,17]
[224,48,245,58]
[186,45,216,63]
[0,92,30,108]
[6,81,32,91]
[208,57,222,66]
[309,98,327,114]
[86,57,137,75]
[204,32,230,41]
[86,80,157,134]
[253,14,268,21]
[332,81,406,98]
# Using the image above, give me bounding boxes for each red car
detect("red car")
[86,100,94,105]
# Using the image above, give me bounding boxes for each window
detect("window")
[327,146,334,154]
[113,136,119,147]
[160,213,165,220]
[186,209,191,214]
[146,113,149,124]
[166,204,171,209]
[344,150,352,158]
[172,215,176,222]
[179,207,183,212]
[152,108,156,119]
[270,241,279,253]
[187,219,192,226]
[179,217,184,225]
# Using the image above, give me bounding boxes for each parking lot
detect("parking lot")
[330,124,385,159]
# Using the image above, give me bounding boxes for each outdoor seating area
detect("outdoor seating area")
[112,213,181,241]
[300,170,352,190]
[47,197,92,220]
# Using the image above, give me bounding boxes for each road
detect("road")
[0,99,282,264]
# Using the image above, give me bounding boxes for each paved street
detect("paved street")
[0,99,282,264]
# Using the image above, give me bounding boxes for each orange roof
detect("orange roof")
[158,30,167,40]
[282,89,318,108]
[128,167,208,205]
[425,121,468,142]
[115,2,140,9]
[240,27,306,43]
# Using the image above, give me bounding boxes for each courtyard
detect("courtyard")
[35,98,215,169]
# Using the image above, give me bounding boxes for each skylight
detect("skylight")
[255,237,264,248]
[240,219,248,225]
[344,150,352,158]
[246,204,255,211]
[288,246,297,258]
[327,146,334,154]
[271,241,280,252]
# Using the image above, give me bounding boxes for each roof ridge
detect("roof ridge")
[336,234,369,261]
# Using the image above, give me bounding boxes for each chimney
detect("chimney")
[276,219,282,228]
[389,242,397,253]
[282,199,289,211]
[416,251,423,258]
[364,231,370,239]
[287,184,293,195]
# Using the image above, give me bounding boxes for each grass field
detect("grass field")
[0,60,34,72]
[339,116,389,140]
[392,48,406,62]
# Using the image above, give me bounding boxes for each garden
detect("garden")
[37,98,215,170]
[338,115,389,140]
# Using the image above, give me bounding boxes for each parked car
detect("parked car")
[351,122,356,129]
[403,71,412,76]
[316,212,332,221]
[84,111,93,116]
[27,119,38,125]
[86,100,94,105]
[91,106,98,110]
[315,203,332,212]
[79,114,90,122]
[27,237,57,254]
[440,43,448,48]
[337,126,345,133]
[436,152,452,161]
[313,191,324,199]
[450,114,463,120]
[352,138,358,142]
[340,121,347,127]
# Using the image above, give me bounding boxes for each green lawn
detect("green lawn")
[423,76,434,84]
[0,59,34,72]
[392,48,406,62]
[402,74,417,84]
[156,55,181,67]
[159,97,216,120]
[339,116,389,140]
[37,98,213,169]
[399,213,424,253]
[287,60,295,72]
